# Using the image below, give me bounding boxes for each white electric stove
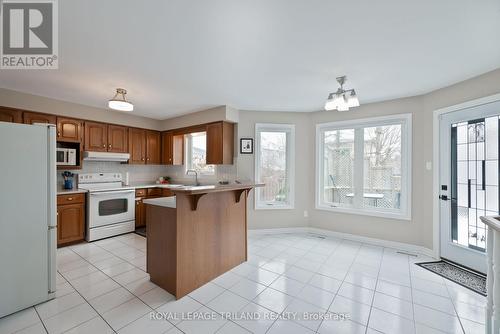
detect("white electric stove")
[78,173,135,241]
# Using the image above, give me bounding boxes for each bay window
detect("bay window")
[316,114,411,219]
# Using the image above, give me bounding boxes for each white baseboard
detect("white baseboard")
[248,226,436,259]
[248,227,310,235]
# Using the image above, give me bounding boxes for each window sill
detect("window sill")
[315,204,411,221]
[255,204,294,210]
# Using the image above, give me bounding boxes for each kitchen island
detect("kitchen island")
[143,183,261,298]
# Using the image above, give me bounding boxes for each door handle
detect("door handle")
[439,195,449,201]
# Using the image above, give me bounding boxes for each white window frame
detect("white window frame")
[184,132,215,176]
[255,123,295,210]
[316,114,412,220]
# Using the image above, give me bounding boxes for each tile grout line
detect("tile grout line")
[363,244,385,334]
[58,238,159,333]
[32,307,49,334]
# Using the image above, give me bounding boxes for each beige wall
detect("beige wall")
[0,88,163,130]
[236,111,310,229]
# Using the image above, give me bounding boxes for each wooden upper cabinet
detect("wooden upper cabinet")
[57,117,83,142]
[84,121,107,152]
[206,122,234,165]
[0,107,22,123]
[146,131,161,164]
[108,125,128,153]
[162,131,173,165]
[173,134,184,165]
[23,111,56,125]
[129,128,146,164]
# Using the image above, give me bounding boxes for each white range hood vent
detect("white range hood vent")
[83,151,130,162]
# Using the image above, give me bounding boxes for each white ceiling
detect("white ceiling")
[1,0,500,119]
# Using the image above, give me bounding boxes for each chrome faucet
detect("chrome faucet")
[186,169,200,186]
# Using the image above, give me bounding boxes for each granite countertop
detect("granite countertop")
[57,187,88,195]
[169,183,263,195]
[57,182,260,196]
[143,196,176,208]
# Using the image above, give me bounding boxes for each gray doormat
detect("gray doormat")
[135,227,146,237]
[416,260,486,296]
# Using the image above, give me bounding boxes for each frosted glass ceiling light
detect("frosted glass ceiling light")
[324,76,360,111]
[108,88,134,112]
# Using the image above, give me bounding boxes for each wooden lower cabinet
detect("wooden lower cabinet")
[135,198,145,228]
[57,195,85,247]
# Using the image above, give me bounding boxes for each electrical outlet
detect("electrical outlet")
[304,210,308,218]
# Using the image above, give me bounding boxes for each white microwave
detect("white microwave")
[56,148,77,166]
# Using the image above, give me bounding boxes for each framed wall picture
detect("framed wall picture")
[240,138,253,154]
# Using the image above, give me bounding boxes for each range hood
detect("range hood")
[83,151,130,162]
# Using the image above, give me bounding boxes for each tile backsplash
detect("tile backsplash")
[57,161,238,186]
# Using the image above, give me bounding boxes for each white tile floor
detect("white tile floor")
[0,232,486,334]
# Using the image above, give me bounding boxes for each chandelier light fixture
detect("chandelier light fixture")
[324,76,360,111]
[108,88,134,112]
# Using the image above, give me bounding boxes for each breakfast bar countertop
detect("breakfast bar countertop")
[143,196,176,208]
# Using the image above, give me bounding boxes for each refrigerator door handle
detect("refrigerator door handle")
[47,125,57,295]
[48,227,57,294]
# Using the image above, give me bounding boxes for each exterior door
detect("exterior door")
[439,100,500,273]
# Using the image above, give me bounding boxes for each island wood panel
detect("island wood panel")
[146,205,177,292]
[146,190,247,298]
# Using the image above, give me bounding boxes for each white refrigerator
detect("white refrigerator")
[0,122,57,318]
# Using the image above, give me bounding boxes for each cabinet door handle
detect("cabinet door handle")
[141,158,145,161]
[103,144,106,148]
[108,144,112,149]
[147,157,150,161]
[67,197,73,201]
[57,132,61,136]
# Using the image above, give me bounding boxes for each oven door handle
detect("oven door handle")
[90,189,135,196]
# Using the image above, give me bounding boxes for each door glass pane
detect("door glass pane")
[322,129,355,207]
[363,125,402,210]
[451,117,498,252]
[99,199,128,216]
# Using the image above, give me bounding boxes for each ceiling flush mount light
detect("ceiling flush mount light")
[324,76,360,111]
[108,88,134,112]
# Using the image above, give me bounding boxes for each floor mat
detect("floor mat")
[135,227,146,237]
[416,260,486,296]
